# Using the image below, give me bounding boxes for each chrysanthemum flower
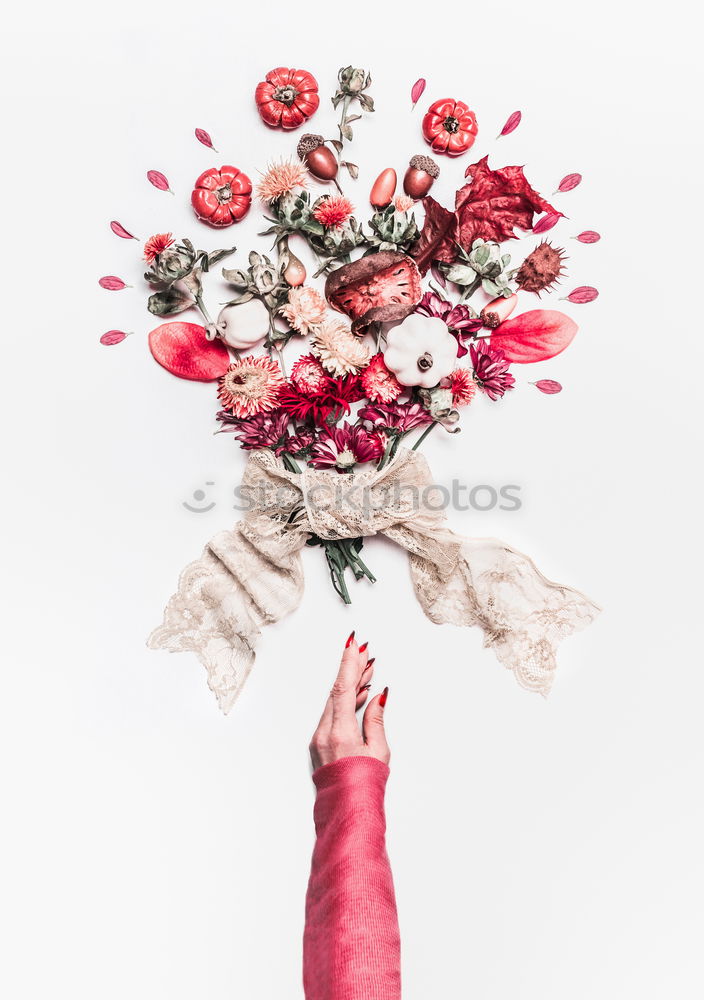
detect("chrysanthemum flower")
[290,354,329,394]
[217,356,286,418]
[393,194,415,213]
[278,373,363,427]
[360,352,403,403]
[286,428,316,457]
[280,286,327,335]
[309,421,384,471]
[447,368,476,406]
[256,158,309,202]
[224,409,291,452]
[469,341,516,400]
[416,290,483,356]
[143,232,175,262]
[313,195,355,229]
[358,401,433,434]
[310,318,371,377]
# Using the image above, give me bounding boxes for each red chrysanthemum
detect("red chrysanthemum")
[447,368,476,406]
[469,341,515,400]
[309,421,384,471]
[360,352,404,404]
[313,195,354,229]
[290,354,329,394]
[217,356,286,418]
[278,372,363,427]
[143,232,175,262]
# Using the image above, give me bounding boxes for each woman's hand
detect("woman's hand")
[309,632,390,770]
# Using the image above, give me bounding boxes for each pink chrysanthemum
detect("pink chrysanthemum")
[309,421,384,472]
[469,341,516,400]
[143,232,175,262]
[393,194,415,213]
[280,286,327,335]
[217,356,285,418]
[448,368,476,406]
[290,354,329,394]
[256,158,309,202]
[313,195,355,229]
[360,352,403,403]
[358,401,433,434]
[225,410,291,452]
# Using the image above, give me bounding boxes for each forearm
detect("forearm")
[303,755,401,1000]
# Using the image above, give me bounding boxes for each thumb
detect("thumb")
[362,687,390,761]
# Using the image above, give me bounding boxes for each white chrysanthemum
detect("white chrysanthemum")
[310,318,371,377]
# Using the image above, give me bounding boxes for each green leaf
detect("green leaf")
[147,287,193,316]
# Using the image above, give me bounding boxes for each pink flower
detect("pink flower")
[256,158,309,202]
[416,291,482,356]
[313,195,355,229]
[290,354,329,394]
[358,400,433,433]
[143,232,175,262]
[393,194,415,213]
[217,356,286,418]
[309,421,384,471]
[286,428,316,457]
[360,352,403,403]
[220,409,291,452]
[280,286,327,335]
[447,368,476,406]
[469,341,515,400]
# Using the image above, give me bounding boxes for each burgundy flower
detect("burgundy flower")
[286,428,316,457]
[416,291,482,357]
[469,341,516,400]
[358,400,433,434]
[217,409,291,452]
[278,372,363,427]
[309,421,384,471]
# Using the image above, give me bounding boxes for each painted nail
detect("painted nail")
[358,641,368,653]
[379,686,389,708]
[366,657,376,669]
[361,683,372,691]
[345,630,355,648]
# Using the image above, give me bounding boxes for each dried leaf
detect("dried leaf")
[110,220,138,240]
[532,212,561,235]
[563,285,599,303]
[430,263,447,289]
[344,162,359,180]
[490,310,578,363]
[410,196,458,275]
[100,329,131,346]
[555,172,582,193]
[147,170,173,194]
[195,127,218,152]
[532,379,563,394]
[497,110,521,138]
[98,275,129,291]
[411,78,426,109]
[575,230,601,243]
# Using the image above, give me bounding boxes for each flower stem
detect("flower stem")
[281,453,302,474]
[411,421,438,451]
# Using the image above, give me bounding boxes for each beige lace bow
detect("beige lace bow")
[148,448,599,712]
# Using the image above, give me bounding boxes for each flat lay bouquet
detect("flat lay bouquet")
[102,66,601,712]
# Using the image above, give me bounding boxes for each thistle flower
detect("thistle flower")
[310,421,384,471]
[217,356,286,418]
[256,158,309,202]
[360,352,403,403]
[469,341,515,400]
[143,232,175,262]
[310,318,371,376]
[290,354,329,394]
[313,195,355,229]
[393,194,415,213]
[447,368,476,406]
[280,286,327,335]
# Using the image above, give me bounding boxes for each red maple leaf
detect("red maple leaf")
[455,156,562,247]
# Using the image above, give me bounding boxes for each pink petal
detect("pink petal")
[411,78,426,109]
[555,172,582,193]
[533,379,563,394]
[100,330,132,346]
[497,110,521,138]
[98,276,129,291]
[532,212,561,234]
[110,220,138,240]
[490,310,578,363]
[563,286,599,304]
[575,230,601,243]
[147,169,173,193]
[195,127,218,152]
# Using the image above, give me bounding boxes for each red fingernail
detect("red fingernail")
[361,683,372,691]
[345,630,355,648]
[367,657,376,668]
[358,641,368,653]
[379,686,389,708]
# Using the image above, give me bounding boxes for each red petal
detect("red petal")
[411,78,426,108]
[147,169,171,192]
[565,286,599,304]
[556,172,582,192]
[148,322,230,381]
[498,110,521,137]
[100,329,130,346]
[110,220,137,240]
[490,310,578,363]
[532,212,561,234]
[575,230,601,243]
[533,379,563,394]
[99,276,127,290]
[195,127,216,150]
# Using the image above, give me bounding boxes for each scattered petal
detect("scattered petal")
[563,285,599,304]
[554,172,582,193]
[497,110,521,138]
[532,212,561,234]
[195,127,218,152]
[100,330,132,346]
[490,310,578,363]
[532,379,563,394]
[574,230,601,243]
[110,220,138,240]
[98,275,130,291]
[411,78,426,110]
[147,170,174,194]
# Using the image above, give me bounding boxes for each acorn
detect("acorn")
[403,154,440,199]
[297,133,339,182]
[370,167,397,208]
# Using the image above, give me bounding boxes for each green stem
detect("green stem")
[411,421,438,451]
[281,453,302,474]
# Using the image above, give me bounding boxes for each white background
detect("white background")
[2,2,703,997]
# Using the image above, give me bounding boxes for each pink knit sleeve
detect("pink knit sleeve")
[303,755,401,1000]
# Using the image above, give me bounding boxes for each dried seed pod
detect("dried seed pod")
[283,249,307,287]
[370,168,397,208]
[403,154,439,199]
[297,133,338,181]
[515,242,567,295]
[481,293,518,329]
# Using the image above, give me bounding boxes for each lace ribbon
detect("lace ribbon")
[148,448,599,712]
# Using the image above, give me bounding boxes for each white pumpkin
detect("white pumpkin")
[216,299,270,350]
[383,315,458,388]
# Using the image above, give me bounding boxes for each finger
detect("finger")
[362,688,390,758]
[331,632,363,727]
[356,657,376,698]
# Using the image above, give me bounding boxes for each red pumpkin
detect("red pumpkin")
[422,99,478,157]
[148,322,231,381]
[191,166,252,227]
[255,67,320,130]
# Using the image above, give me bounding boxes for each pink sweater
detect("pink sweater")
[303,756,402,1000]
